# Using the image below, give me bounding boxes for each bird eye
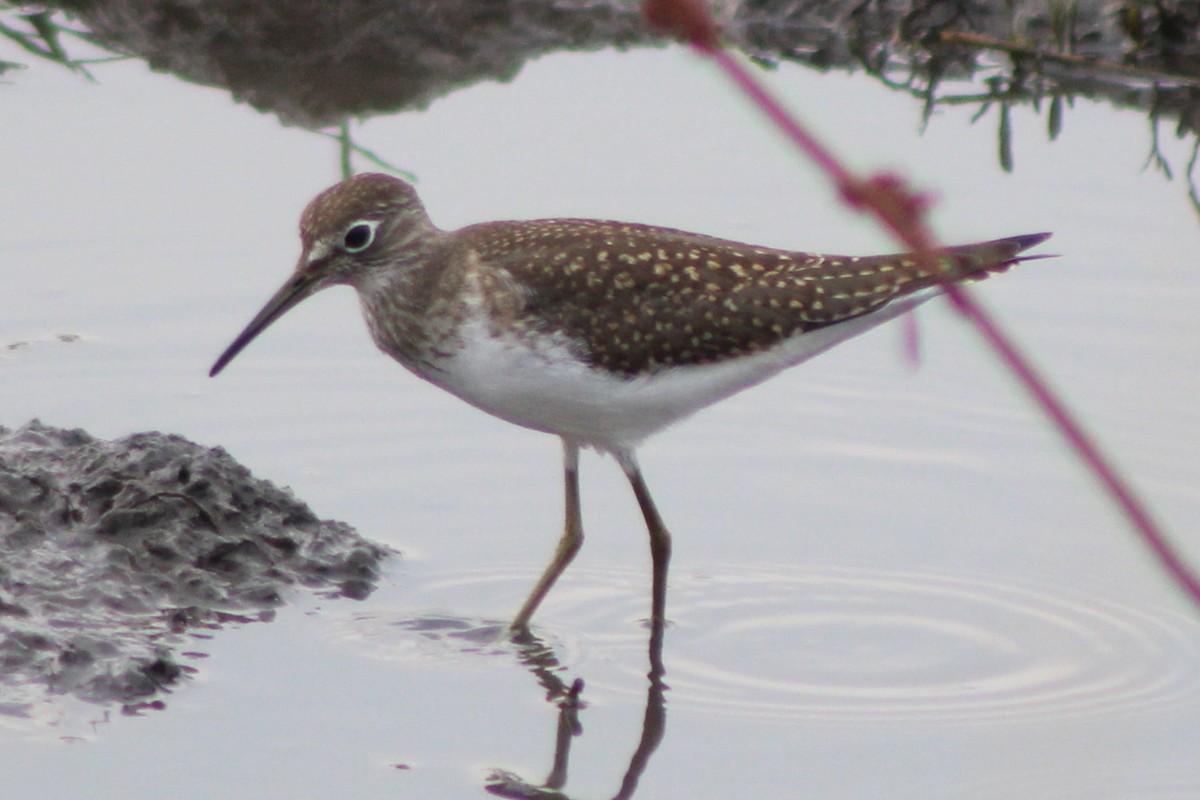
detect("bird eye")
[341,220,377,253]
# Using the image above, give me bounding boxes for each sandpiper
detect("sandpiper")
[210,172,1049,630]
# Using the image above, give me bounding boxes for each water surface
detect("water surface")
[3,26,1199,800]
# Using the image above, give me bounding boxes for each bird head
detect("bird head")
[210,173,435,377]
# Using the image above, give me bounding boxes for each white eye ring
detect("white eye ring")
[341,219,379,253]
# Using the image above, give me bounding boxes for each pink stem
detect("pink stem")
[942,284,1200,600]
[699,40,1200,607]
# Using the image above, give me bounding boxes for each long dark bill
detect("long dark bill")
[209,272,320,377]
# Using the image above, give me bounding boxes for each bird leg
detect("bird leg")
[618,450,672,673]
[511,440,583,630]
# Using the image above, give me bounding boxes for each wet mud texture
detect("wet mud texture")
[0,421,391,711]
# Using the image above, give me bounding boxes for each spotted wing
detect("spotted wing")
[460,220,1049,376]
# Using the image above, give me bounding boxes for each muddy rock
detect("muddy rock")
[0,420,392,710]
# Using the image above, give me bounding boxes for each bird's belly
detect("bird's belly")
[415,326,677,449]
[409,294,932,450]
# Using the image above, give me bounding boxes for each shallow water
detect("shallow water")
[3,28,1200,800]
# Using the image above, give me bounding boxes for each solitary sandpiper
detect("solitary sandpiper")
[211,172,1049,630]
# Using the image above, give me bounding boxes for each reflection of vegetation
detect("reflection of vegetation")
[1146,106,1200,219]
[0,6,417,180]
[861,20,1200,219]
[6,2,1200,217]
[315,123,417,182]
[0,7,125,79]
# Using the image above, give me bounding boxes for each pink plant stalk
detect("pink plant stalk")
[644,0,1200,607]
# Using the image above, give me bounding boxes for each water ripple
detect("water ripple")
[650,566,1200,726]
[327,564,1200,726]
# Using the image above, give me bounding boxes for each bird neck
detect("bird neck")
[353,237,472,371]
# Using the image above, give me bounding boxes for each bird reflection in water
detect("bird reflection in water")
[485,625,667,800]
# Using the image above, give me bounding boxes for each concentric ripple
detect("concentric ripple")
[649,566,1200,726]
[326,564,1200,726]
